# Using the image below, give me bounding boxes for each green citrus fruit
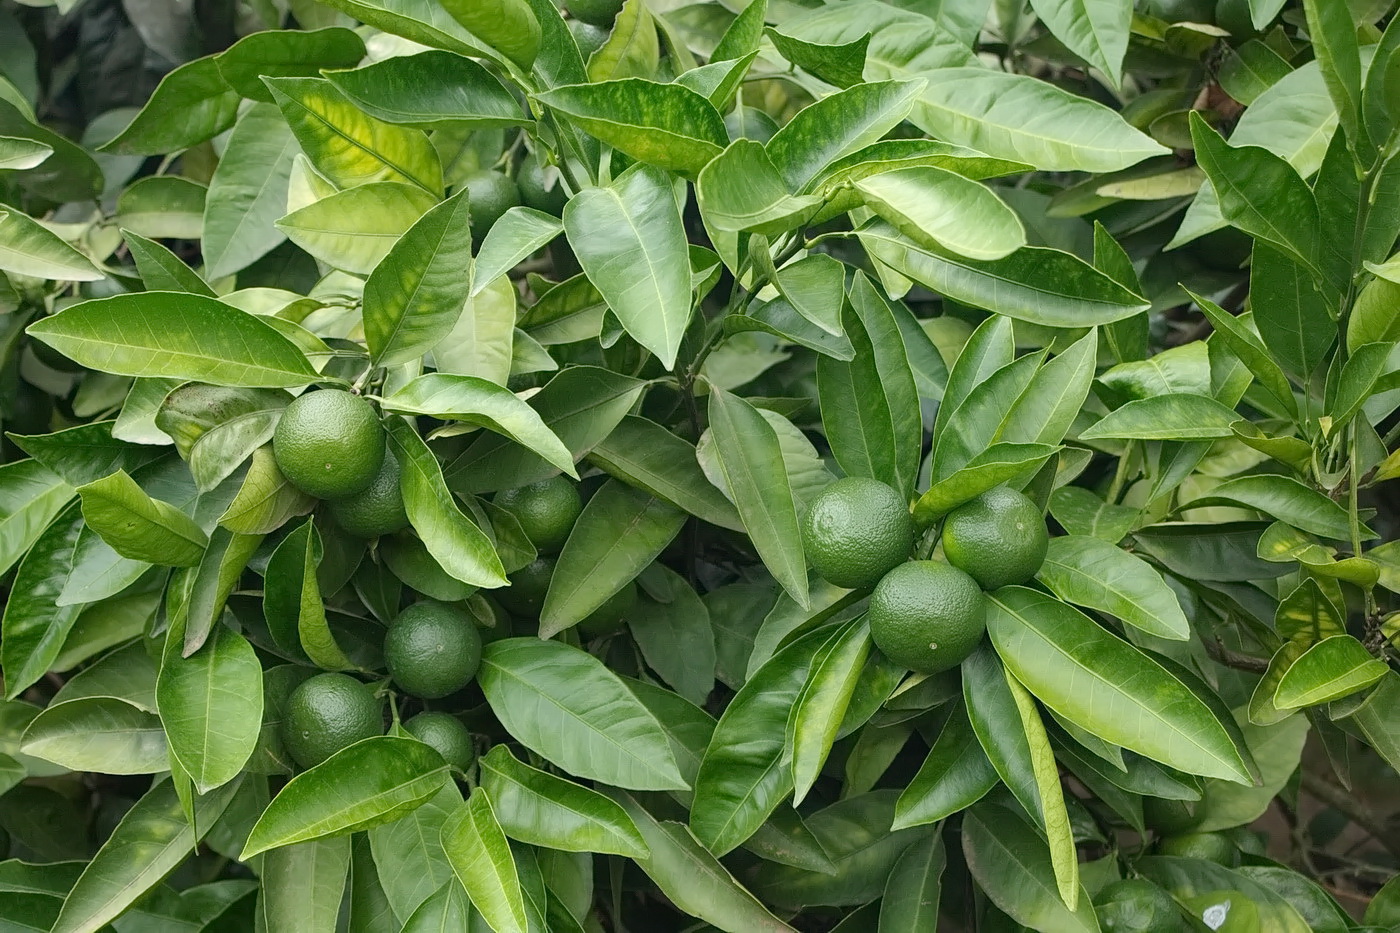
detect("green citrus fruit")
[1143,797,1201,835]
[801,477,914,590]
[281,672,383,769]
[384,601,484,699]
[463,171,521,238]
[1095,879,1185,932]
[1156,832,1239,866]
[273,389,385,500]
[868,560,986,673]
[577,581,637,637]
[495,476,582,553]
[941,486,1048,590]
[568,0,623,26]
[517,150,570,215]
[327,449,409,538]
[404,712,476,771]
[495,557,555,617]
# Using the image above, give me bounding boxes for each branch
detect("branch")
[1301,769,1400,860]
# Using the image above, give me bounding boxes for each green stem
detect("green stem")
[1106,441,1135,504]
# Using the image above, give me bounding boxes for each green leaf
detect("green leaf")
[541,479,685,636]
[605,789,798,933]
[767,80,922,190]
[587,416,743,532]
[774,253,845,336]
[628,565,717,706]
[386,418,507,589]
[1365,873,1400,930]
[1274,635,1388,709]
[1030,0,1129,87]
[1181,474,1369,541]
[1036,535,1190,641]
[879,833,945,933]
[914,443,1058,524]
[439,0,539,70]
[19,697,166,774]
[1005,670,1079,908]
[563,163,691,368]
[383,375,575,477]
[217,445,316,535]
[696,139,822,236]
[277,181,438,275]
[202,104,299,279]
[1302,0,1361,149]
[0,210,103,281]
[478,638,687,791]
[856,165,1025,260]
[893,703,997,829]
[444,366,644,493]
[790,617,870,804]
[156,618,262,792]
[479,745,648,858]
[242,737,450,858]
[986,586,1252,782]
[1189,112,1319,269]
[325,50,524,129]
[123,229,216,296]
[706,386,809,607]
[0,100,103,203]
[692,625,834,855]
[0,459,74,577]
[586,0,659,82]
[911,67,1167,172]
[1138,857,1311,933]
[861,222,1148,327]
[0,135,51,170]
[1251,243,1334,380]
[712,0,766,61]
[961,803,1098,933]
[258,836,352,933]
[51,777,243,933]
[537,79,726,177]
[76,469,207,567]
[400,882,470,932]
[2,505,85,699]
[1080,393,1241,441]
[439,789,527,933]
[28,293,321,388]
[929,352,1041,482]
[765,27,869,88]
[470,207,563,298]
[367,783,461,921]
[100,56,240,155]
[216,27,366,102]
[362,189,473,367]
[1188,292,1298,417]
[266,77,442,194]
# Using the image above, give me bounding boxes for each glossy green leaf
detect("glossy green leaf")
[19,697,166,774]
[478,638,686,790]
[706,386,809,607]
[586,0,658,82]
[444,366,644,493]
[0,135,51,170]
[1001,329,1097,447]
[51,777,243,933]
[538,79,726,177]
[479,745,648,857]
[2,505,84,699]
[1080,393,1241,441]
[893,703,997,829]
[879,833,945,933]
[765,26,869,88]
[696,139,822,236]
[606,789,798,933]
[367,783,461,922]
[242,737,450,858]
[911,67,1167,172]
[1138,856,1311,933]
[563,163,691,368]
[122,228,215,295]
[76,469,207,567]
[100,56,240,155]
[861,222,1148,327]
[789,617,870,804]
[987,587,1251,782]
[1274,635,1388,709]
[1030,0,1129,87]
[202,104,299,279]
[627,566,716,706]
[266,77,442,193]
[1036,535,1190,641]
[816,274,922,496]
[400,882,470,932]
[470,207,562,298]
[913,443,1058,524]
[856,165,1025,260]
[962,803,1098,933]
[215,27,365,102]
[0,99,103,203]
[0,210,102,281]
[364,189,473,367]
[277,181,438,275]
[28,293,320,388]
[325,51,524,129]
[258,836,352,933]
[1251,243,1333,380]
[386,418,507,589]
[439,0,539,70]
[587,416,743,531]
[217,445,316,535]
[1182,474,1369,541]
[0,459,75,577]
[440,789,527,933]
[692,625,834,855]
[384,375,574,476]
[767,80,922,190]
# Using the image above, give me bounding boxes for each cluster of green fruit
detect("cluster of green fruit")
[800,477,1049,674]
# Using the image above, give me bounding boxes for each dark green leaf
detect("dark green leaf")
[325,50,523,128]
[100,57,240,155]
[767,80,921,190]
[962,803,1097,933]
[2,505,85,699]
[217,27,367,102]
[879,833,945,933]
[587,416,743,531]
[1036,535,1190,640]
[893,703,997,829]
[1181,474,1369,541]
[1080,393,1241,441]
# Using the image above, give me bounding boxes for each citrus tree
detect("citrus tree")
[1,0,1399,929]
